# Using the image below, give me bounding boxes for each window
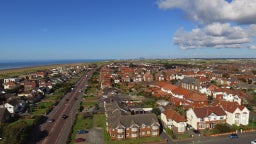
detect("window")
[131,133,137,138]
[141,132,145,135]
[117,128,124,133]
[152,126,158,130]
[132,128,138,132]
[126,133,129,136]
[235,113,240,119]
[147,131,150,134]
[152,131,158,136]
[198,123,206,129]
[117,134,123,138]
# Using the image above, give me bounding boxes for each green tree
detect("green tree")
[152,108,161,116]
[2,120,31,144]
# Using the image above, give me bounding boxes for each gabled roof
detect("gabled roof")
[208,84,220,91]
[172,87,191,96]
[163,109,186,122]
[193,106,226,118]
[181,77,199,84]
[217,101,246,113]
[186,93,208,102]
[161,83,177,91]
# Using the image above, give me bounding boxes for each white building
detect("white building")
[186,106,227,130]
[161,109,187,133]
[218,101,249,126]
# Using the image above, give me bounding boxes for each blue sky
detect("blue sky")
[0,0,256,60]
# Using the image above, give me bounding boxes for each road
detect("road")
[28,69,95,144]
[162,131,256,144]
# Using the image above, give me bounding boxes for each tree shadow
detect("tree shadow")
[27,116,49,144]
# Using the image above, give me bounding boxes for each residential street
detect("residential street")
[161,131,256,144]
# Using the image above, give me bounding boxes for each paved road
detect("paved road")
[28,69,95,144]
[163,131,256,144]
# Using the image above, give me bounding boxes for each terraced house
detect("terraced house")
[104,99,160,140]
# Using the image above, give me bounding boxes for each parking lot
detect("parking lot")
[75,127,104,144]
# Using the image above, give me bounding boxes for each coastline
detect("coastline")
[0,61,104,79]
[0,59,107,73]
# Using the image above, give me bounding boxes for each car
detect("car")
[75,138,85,143]
[48,119,55,123]
[76,130,88,134]
[251,139,256,144]
[61,114,68,119]
[229,133,238,139]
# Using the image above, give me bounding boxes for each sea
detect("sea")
[0,59,107,70]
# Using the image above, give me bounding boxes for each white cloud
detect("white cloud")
[157,0,256,24]
[173,23,256,49]
[157,0,256,50]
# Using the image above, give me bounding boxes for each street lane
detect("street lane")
[29,69,95,144]
[170,131,256,144]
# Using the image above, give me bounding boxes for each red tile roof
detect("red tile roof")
[193,106,226,118]
[186,93,208,102]
[172,87,191,97]
[216,101,245,113]
[163,109,186,122]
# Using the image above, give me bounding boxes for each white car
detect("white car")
[251,139,256,144]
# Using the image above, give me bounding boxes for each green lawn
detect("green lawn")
[31,108,48,115]
[93,114,106,127]
[83,101,97,107]
[69,114,93,144]
[37,101,55,108]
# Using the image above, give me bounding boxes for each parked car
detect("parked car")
[229,133,238,139]
[76,130,88,134]
[251,139,256,144]
[61,114,68,119]
[48,119,55,123]
[75,138,85,143]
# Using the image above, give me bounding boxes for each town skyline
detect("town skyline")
[1,0,256,61]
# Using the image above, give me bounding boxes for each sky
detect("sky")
[0,0,256,61]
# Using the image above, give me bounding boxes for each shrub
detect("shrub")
[212,123,232,134]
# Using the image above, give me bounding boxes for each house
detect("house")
[183,92,208,108]
[212,89,242,105]
[105,100,160,140]
[107,114,160,140]
[217,101,249,126]
[24,81,37,92]
[143,73,153,82]
[0,107,11,123]
[3,81,18,90]
[181,77,200,91]
[161,109,187,133]
[154,72,165,81]
[186,106,227,130]
[4,99,27,114]
[156,100,169,106]
[3,78,20,84]
[4,100,19,114]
